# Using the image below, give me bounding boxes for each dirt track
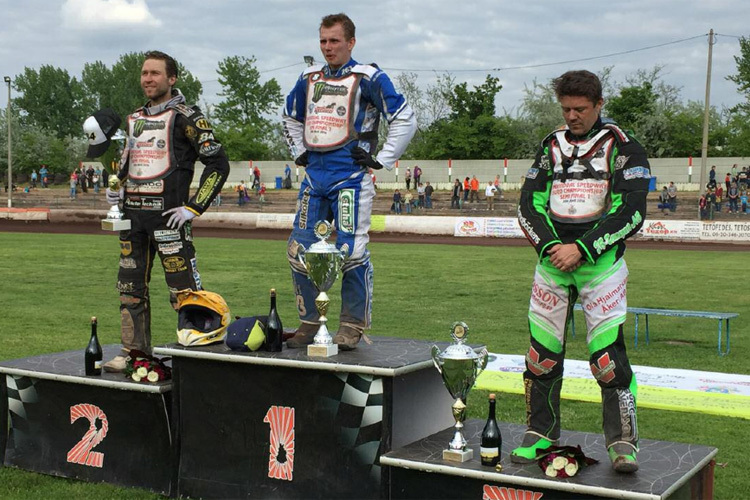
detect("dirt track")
[0,219,745,251]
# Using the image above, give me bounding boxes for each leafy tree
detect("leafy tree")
[606,82,657,131]
[446,75,502,120]
[12,65,87,139]
[214,55,282,126]
[211,55,283,160]
[727,36,750,114]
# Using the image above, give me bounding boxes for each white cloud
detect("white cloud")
[61,0,162,30]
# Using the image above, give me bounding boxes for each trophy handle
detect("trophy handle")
[475,348,489,378]
[430,345,442,374]
[296,245,308,273]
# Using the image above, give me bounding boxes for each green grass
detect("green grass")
[1,232,748,498]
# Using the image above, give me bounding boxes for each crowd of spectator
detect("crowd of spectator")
[699,164,750,220]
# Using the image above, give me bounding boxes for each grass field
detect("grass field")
[1,231,748,498]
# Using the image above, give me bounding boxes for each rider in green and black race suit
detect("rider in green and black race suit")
[513,70,650,473]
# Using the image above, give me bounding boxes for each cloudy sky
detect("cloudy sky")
[0,0,748,118]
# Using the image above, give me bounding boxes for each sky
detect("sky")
[0,0,748,119]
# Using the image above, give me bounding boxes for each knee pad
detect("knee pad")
[589,327,633,388]
[525,338,564,380]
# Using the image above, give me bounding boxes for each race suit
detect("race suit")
[282,59,416,330]
[517,117,649,453]
[116,90,229,352]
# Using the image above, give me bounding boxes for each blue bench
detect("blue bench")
[571,304,737,356]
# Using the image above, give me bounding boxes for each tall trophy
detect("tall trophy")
[431,322,488,462]
[101,168,131,231]
[297,220,346,357]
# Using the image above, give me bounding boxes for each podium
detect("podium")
[154,337,457,499]
[0,345,173,494]
[381,420,717,499]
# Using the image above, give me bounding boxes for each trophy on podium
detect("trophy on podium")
[101,169,131,231]
[296,220,346,357]
[431,322,488,462]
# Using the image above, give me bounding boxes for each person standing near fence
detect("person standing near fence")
[515,70,649,473]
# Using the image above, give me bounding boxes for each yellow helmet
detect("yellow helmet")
[176,290,231,346]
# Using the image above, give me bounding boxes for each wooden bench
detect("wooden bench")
[571,304,737,356]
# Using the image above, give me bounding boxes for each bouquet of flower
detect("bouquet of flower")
[124,350,171,383]
[537,445,597,478]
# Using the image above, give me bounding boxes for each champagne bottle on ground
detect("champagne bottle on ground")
[85,316,103,376]
[265,289,283,352]
[480,393,502,466]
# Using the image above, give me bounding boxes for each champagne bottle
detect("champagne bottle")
[480,393,501,466]
[265,289,283,352]
[85,316,103,376]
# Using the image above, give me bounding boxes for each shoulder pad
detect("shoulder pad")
[173,103,199,118]
[302,64,325,77]
[601,123,631,143]
[540,125,566,147]
[351,64,379,78]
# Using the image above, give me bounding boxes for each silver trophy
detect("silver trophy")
[431,322,488,462]
[101,168,130,231]
[297,220,346,357]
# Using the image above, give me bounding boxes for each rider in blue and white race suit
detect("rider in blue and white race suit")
[282,16,416,350]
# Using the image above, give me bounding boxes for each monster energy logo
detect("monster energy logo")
[312,82,348,103]
[133,119,166,137]
[592,211,642,254]
[338,189,355,234]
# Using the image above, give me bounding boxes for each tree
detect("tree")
[446,75,502,120]
[727,36,750,114]
[605,82,657,131]
[214,55,282,126]
[211,55,283,160]
[12,65,87,139]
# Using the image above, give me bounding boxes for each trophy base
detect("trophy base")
[442,448,473,462]
[101,218,131,231]
[307,343,338,357]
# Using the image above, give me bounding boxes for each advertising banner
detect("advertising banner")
[638,219,701,240]
[700,221,750,242]
[484,217,525,238]
[453,217,485,237]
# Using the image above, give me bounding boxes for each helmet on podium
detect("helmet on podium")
[176,290,231,346]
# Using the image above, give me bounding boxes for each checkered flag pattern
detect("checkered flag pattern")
[5,375,38,448]
[319,372,384,481]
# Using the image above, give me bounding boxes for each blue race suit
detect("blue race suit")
[282,59,416,330]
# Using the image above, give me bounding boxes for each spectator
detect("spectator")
[451,179,462,209]
[237,180,249,206]
[413,165,422,186]
[77,167,88,193]
[494,174,504,199]
[463,176,470,205]
[405,167,411,190]
[709,165,716,186]
[741,190,748,214]
[740,168,748,190]
[86,165,95,189]
[699,192,708,220]
[725,173,732,193]
[469,175,480,203]
[39,165,49,188]
[69,172,77,200]
[283,163,293,189]
[714,184,723,213]
[728,183,739,214]
[658,186,669,215]
[252,165,261,192]
[417,182,425,208]
[706,188,716,220]
[258,182,266,204]
[31,169,38,188]
[92,170,100,193]
[667,181,677,213]
[403,189,413,214]
[732,164,738,178]
[424,181,434,209]
[392,189,402,214]
[485,181,497,210]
